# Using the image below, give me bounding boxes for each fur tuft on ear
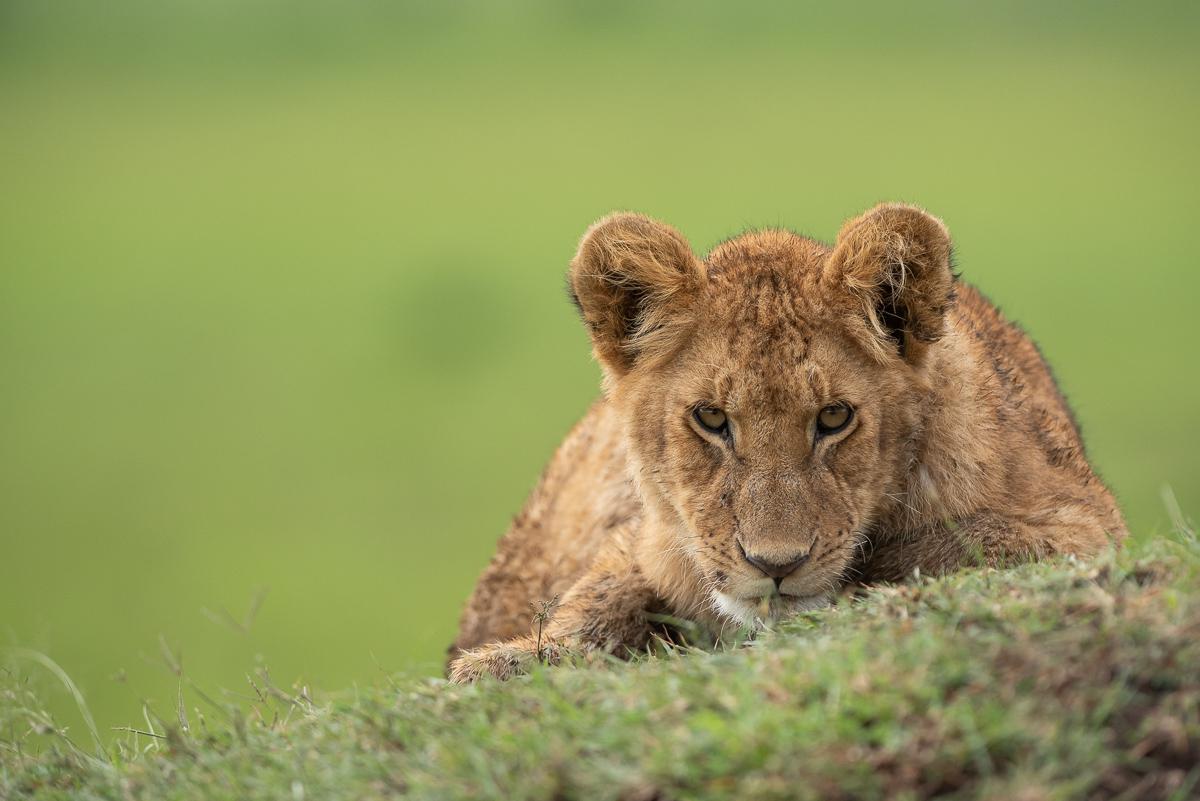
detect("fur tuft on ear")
[826,203,955,364]
[569,212,704,375]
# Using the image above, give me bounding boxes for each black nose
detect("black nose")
[739,543,811,584]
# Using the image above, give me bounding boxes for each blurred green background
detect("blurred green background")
[2,1,1198,738]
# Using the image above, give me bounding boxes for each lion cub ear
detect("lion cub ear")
[825,203,955,364]
[569,212,705,376]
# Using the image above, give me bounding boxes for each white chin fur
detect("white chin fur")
[712,591,830,628]
[712,592,761,627]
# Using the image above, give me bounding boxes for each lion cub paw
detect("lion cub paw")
[447,636,562,684]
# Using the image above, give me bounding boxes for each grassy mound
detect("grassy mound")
[4,540,1198,801]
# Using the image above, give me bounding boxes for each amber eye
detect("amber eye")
[816,404,853,435]
[694,406,729,435]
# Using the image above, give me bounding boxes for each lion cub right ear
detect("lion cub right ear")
[569,212,705,377]
[825,203,955,365]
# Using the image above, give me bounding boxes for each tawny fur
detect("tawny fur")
[447,203,1127,683]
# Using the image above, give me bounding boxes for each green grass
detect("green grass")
[2,0,1199,746]
[5,533,1198,800]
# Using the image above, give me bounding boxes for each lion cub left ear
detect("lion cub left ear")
[825,203,955,364]
[569,212,705,377]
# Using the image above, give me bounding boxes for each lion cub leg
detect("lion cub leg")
[862,506,1121,583]
[448,527,661,683]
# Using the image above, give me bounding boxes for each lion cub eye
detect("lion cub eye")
[816,404,853,435]
[694,406,729,435]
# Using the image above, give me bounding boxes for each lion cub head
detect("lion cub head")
[569,204,955,625]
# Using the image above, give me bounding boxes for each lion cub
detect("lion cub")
[448,203,1126,682]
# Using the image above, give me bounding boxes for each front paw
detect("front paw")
[447,637,562,684]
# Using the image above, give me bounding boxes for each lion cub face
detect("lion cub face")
[570,205,953,624]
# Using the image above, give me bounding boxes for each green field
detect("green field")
[6,539,1199,799]
[2,0,1199,743]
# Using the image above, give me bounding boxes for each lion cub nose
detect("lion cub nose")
[740,545,811,587]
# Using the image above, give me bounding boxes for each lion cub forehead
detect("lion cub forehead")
[699,230,838,339]
[704,229,830,281]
